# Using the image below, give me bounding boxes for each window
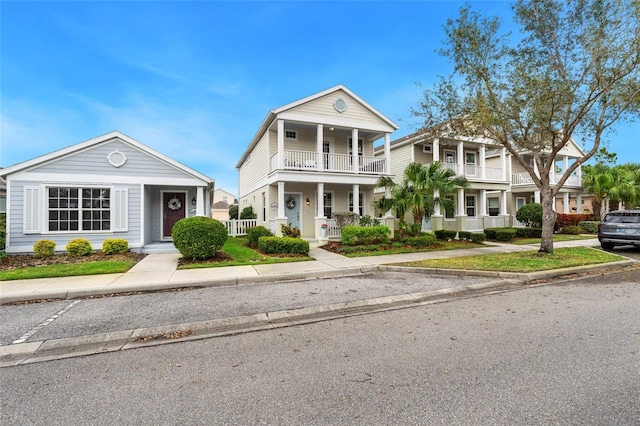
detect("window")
[488,197,499,216]
[48,187,110,232]
[323,192,333,218]
[422,144,432,153]
[262,192,266,222]
[348,138,364,156]
[444,195,455,219]
[466,195,476,217]
[516,197,526,212]
[349,192,364,216]
[285,130,297,140]
[222,196,228,203]
[0,195,5,213]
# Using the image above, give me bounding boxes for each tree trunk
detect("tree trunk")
[539,188,555,254]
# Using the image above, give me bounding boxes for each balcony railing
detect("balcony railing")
[438,162,506,181]
[512,172,582,187]
[271,150,386,174]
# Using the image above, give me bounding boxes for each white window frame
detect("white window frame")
[465,151,477,176]
[284,130,298,141]
[465,195,477,217]
[516,197,526,212]
[348,191,365,217]
[444,195,455,220]
[323,190,335,219]
[422,144,432,153]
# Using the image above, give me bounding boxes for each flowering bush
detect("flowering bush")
[321,223,328,229]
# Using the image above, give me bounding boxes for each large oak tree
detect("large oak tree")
[415,0,640,253]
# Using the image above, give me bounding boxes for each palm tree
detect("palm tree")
[581,163,613,220]
[608,164,640,210]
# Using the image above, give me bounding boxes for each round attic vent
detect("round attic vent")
[333,98,347,113]
[107,150,127,168]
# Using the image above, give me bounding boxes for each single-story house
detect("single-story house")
[0,131,214,254]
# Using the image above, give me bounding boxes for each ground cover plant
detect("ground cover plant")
[396,247,624,273]
[321,235,485,258]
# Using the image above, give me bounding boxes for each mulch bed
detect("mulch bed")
[0,252,147,271]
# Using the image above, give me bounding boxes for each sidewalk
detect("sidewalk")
[0,237,611,304]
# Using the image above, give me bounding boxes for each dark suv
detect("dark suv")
[598,210,640,250]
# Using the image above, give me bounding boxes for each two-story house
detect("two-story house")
[236,85,398,239]
[376,129,512,233]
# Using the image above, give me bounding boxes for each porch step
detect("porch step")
[140,242,179,254]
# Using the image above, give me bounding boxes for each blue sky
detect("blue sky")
[2,1,638,196]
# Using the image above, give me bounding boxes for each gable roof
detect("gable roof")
[236,85,399,168]
[0,131,213,184]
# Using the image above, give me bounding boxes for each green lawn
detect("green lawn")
[510,234,596,245]
[396,247,624,273]
[335,240,485,258]
[176,237,313,269]
[0,261,136,281]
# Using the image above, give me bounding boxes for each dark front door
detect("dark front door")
[163,192,186,238]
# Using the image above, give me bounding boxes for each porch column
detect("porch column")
[317,183,325,217]
[501,148,507,181]
[534,190,541,203]
[479,145,486,179]
[533,157,539,178]
[564,155,569,176]
[385,186,393,217]
[277,119,285,169]
[384,132,391,174]
[317,124,324,171]
[577,194,582,213]
[457,188,465,216]
[433,190,441,216]
[277,182,286,218]
[563,193,570,214]
[457,141,464,176]
[550,158,556,184]
[196,186,205,216]
[500,190,508,215]
[479,189,487,217]
[433,138,440,162]
[352,184,360,215]
[352,129,359,173]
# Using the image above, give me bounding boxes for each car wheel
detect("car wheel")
[601,242,615,250]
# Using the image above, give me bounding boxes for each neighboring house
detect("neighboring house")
[236,85,398,239]
[211,188,236,220]
[0,131,214,254]
[0,174,6,214]
[379,128,591,233]
[376,130,512,233]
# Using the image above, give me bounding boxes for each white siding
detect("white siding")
[239,133,270,196]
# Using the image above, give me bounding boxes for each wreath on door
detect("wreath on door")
[167,196,182,211]
[286,197,296,210]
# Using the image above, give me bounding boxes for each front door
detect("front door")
[284,193,301,229]
[163,192,186,239]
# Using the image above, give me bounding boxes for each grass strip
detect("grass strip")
[395,247,624,273]
[511,234,596,245]
[0,261,136,281]
[338,240,485,258]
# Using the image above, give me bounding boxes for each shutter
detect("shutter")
[24,186,41,233]
[113,188,128,232]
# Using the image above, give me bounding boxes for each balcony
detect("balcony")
[511,172,582,187]
[440,163,506,181]
[271,150,387,174]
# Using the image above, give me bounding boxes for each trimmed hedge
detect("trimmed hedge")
[66,238,93,256]
[495,228,517,241]
[341,225,390,246]
[579,221,599,234]
[515,227,542,238]
[34,240,56,257]
[470,233,486,243]
[102,238,129,254]
[560,225,582,235]
[556,213,594,228]
[435,229,457,240]
[258,236,309,255]
[172,216,228,260]
[405,233,437,247]
[247,226,273,248]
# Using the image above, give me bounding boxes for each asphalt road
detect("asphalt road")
[1,269,638,425]
[603,244,640,261]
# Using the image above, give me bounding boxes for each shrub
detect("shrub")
[470,233,486,243]
[359,215,381,227]
[556,213,594,228]
[516,203,543,228]
[484,228,498,239]
[240,206,257,220]
[458,231,472,240]
[515,227,542,238]
[435,229,457,240]
[66,238,93,256]
[258,236,309,255]
[495,228,517,241]
[34,240,56,257]
[391,241,404,249]
[579,221,599,234]
[560,225,582,235]
[0,213,5,250]
[102,238,129,254]
[281,224,301,238]
[332,211,360,229]
[228,205,238,219]
[247,226,273,248]
[172,216,228,260]
[405,233,437,247]
[341,225,390,246]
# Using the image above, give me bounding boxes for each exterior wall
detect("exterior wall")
[239,185,270,228]
[7,179,141,253]
[239,132,270,197]
[388,144,412,181]
[213,189,235,204]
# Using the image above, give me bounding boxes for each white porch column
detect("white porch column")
[534,190,541,203]
[352,184,360,215]
[384,132,391,174]
[500,190,508,216]
[550,158,556,184]
[317,124,324,171]
[277,119,285,169]
[564,155,569,176]
[563,193,570,214]
[433,138,440,162]
[352,129,359,173]
[277,181,286,218]
[479,145,486,179]
[501,148,507,181]
[196,186,205,216]
[317,183,325,217]
[457,141,464,176]
[533,157,539,178]
[457,188,465,216]
[479,189,487,216]
[385,186,393,217]
[433,190,441,216]
[577,194,583,213]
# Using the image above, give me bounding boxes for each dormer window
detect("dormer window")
[285,130,298,140]
[423,144,432,153]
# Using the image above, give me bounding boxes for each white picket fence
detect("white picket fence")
[220,219,257,237]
